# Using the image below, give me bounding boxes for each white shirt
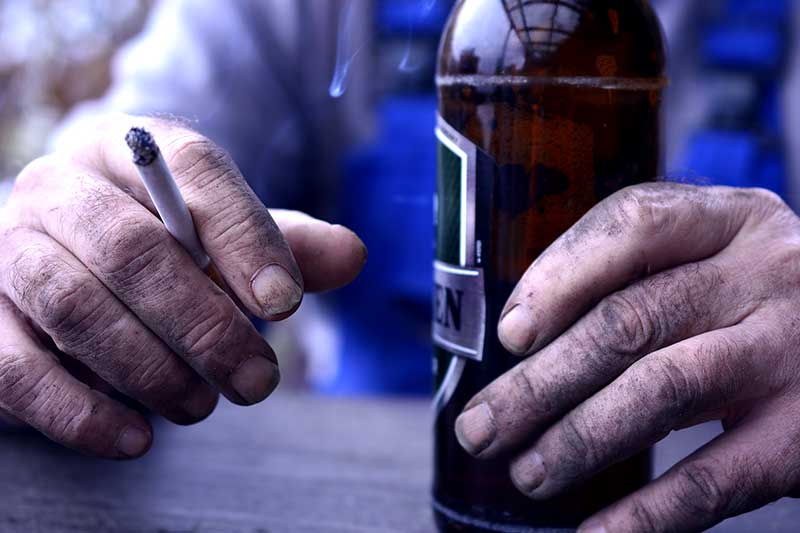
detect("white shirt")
[51,0,373,216]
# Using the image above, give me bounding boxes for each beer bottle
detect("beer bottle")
[432,1,666,531]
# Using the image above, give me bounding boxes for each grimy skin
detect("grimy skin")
[0,114,367,459]
[455,182,800,532]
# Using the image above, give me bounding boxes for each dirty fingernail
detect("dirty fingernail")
[498,305,536,355]
[116,426,151,458]
[251,264,303,317]
[455,403,496,456]
[231,356,280,404]
[511,451,546,496]
[183,383,218,420]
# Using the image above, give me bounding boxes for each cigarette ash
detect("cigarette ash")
[125,127,159,166]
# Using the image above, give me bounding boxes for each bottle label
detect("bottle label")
[433,116,485,362]
[433,262,485,361]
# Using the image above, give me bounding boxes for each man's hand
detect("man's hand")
[455,183,800,532]
[0,114,366,459]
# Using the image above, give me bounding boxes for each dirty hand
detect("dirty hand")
[456,183,800,532]
[0,114,366,459]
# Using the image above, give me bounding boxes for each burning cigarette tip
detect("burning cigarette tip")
[125,127,159,166]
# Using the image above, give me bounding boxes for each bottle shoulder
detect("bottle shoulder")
[437,0,666,80]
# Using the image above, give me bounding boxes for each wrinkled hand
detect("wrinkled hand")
[455,183,800,532]
[0,114,366,459]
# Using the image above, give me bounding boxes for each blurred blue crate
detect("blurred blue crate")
[325,95,438,395]
[723,0,790,21]
[378,0,452,35]
[757,151,787,197]
[683,130,758,187]
[759,83,783,137]
[702,24,785,73]
[682,129,786,196]
[343,96,437,300]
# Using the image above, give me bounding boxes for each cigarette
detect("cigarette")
[125,127,211,270]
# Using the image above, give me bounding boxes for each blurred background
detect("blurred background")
[0,0,797,397]
[0,0,152,178]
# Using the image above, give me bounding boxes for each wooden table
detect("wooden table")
[0,392,796,532]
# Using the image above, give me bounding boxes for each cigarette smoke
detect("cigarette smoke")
[398,0,438,72]
[329,0,361,99]
[330,0,440,98]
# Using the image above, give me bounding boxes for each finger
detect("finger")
[509,326,760,499]
[0,227,218,424]
[577,402,800,533]
[0,296,152,459]
[270,209,367,292]
[83,114,304,320]
[0,409,25,429]
[498,184,781,356]
[455,258,754,457]
[14,164,280,406]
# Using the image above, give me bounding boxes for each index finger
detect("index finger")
[75,114,304,321]
[497,184,776,356]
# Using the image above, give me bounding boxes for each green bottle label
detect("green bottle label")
[433,116,488,411]
[433,116,486,361]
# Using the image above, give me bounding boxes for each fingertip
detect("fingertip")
[329,223,368,282]
[175,383,219,425]
[498,304,537,355]
[301,222,367,293]
[115,423,153,459]
[509,451,547,498]
[251,263,304,320]
[271,211,367,293]
[229,356,281,406]
[454,402,497,457]
[332,224,368,265]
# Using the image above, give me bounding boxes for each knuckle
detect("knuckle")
[593,292,657,359]
[38,274,103,338]
[737,187,796,229]
[512,364,553,419]
[0,354,96,449]
[205,205,271,249]
[696,336,747,402]
[557,412,598,467]
[737,456,781,507]
[10,250,105,339]
[745,187,788,213]
[614,185,676,237]
[60,175,120,229]
[126,354,188,403]
[627,497,660,532]
[54,396,97,446]
[673,462,729,517]
[174,309,237,361]
[0,352,49,413]
[166,134,237,189]
[96,217,170,283]
[638,356,698,422]
[14,154,61,192]
[667,262,724,317]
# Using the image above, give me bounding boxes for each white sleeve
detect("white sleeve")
[52,0,299,174]
[50,0,373,210]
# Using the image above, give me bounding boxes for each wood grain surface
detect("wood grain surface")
[0,392,795,532]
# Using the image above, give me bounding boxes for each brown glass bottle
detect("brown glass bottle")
[432,1,666,531]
